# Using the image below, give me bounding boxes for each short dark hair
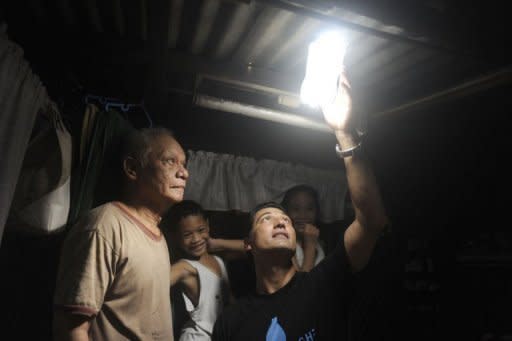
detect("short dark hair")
[281,184,320,222]
[121,127,174,167]
[161,200,207,233]
[249,201,287,227]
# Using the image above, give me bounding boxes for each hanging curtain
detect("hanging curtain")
[7,104,72,235]
[184,150,348,222]
[0,24,49,243]
[67,105,134,225]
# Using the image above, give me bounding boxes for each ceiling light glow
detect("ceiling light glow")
[300,31,347,108]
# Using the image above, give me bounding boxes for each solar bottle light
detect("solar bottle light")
[300,31,348,110]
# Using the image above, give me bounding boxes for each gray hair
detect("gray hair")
[122,127,174,167]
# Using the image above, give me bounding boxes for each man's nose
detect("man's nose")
[177,164,188,179]
[275,217,287,228]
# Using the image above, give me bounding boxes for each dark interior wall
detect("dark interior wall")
[370,84,512,339]
[369,83,510,241]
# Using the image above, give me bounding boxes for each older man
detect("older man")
[53,128,188,340]
[212,73,390,340]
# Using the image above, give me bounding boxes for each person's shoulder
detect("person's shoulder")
[213,298,258,340]
[171,260,199,288]
[77,202,121,227]
[213,255,229,273]
[68,202,128,245]
[93,201,125,220]
[213,254,225,265]
[213,299,248,339]
[174,259,197,275]
[59,203,124,256]
[306,240,353,285]
[289,271,312,289]
[214,302,237,330]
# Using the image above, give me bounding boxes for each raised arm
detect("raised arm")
[322,73,389,272]
[297,223,320,272]
[207,238,245,253]
[207,238,247,260]
[170,260,196,287]
[170,260,202,307]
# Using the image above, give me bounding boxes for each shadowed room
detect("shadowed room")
[0,1,511,340]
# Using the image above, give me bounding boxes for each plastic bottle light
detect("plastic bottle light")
[300,31,347,108]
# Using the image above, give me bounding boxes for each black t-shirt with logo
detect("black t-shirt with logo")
[212,242,353,340]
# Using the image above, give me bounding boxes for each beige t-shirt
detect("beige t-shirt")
[54,202,173,340]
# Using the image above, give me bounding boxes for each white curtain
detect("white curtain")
[184,150,348,222]
[0,24,49,242]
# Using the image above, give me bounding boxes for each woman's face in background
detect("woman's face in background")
[286,191,317,235]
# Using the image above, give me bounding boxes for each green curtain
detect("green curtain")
[67,107,135,226]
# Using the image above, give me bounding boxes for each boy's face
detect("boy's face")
[178,215,210,258]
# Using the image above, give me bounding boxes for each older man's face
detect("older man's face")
[138,134,188,205]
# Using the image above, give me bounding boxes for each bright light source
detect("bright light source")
[300,31,347,108]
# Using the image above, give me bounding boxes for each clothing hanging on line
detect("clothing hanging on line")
[83,94,153,128]
[67,104,135,225]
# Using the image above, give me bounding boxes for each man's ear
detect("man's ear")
[123,157,140,181]
[243,237,252,252]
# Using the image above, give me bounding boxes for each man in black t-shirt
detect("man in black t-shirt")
[212,72,390,340]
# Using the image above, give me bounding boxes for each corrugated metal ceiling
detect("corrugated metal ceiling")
[3,0,510,120]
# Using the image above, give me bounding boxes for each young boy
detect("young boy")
[163,200,243,340]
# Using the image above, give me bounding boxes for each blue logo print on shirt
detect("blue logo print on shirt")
[265,317,316,341]
[266,317,286,341]
[298,328,316,341]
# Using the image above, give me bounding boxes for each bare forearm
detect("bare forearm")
[336,130,390,271]
[336,130,388,234]
[208,238,245,253]
[170,261,193,287]
[322,72,389,271]
[299,243,317,272]
[53,312,91,341]
[170,267,182,287]
[298,224,321,272]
